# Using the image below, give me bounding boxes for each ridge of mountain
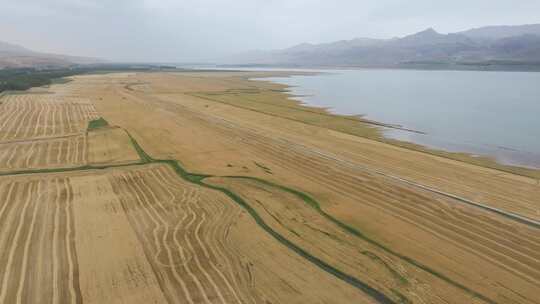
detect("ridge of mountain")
[224,24,540,68]
[0,41,104,69]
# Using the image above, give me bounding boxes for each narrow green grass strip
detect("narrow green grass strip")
[123,132,396,304]
[197,180,397,304]
[221,175,496,304]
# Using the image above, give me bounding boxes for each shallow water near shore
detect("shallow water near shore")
[261,69,540,169]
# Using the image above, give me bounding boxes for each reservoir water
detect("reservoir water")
[262,69,540,169]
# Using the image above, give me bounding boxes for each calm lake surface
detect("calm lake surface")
[262,69,540,169]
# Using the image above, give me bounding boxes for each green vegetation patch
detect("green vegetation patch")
[0,68,78,93]
[0,65,178,94]
[50,77,73,85]
[87,117,109,130]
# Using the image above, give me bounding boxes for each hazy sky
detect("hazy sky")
[2,0,539,62]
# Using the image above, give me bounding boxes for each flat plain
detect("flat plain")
[0,71,538,304]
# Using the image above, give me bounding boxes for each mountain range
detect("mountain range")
[224,24,540,68]
[3,24,540,70]
[0,41,102,69]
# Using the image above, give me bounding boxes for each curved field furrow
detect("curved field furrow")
[171,201,198,304]
[151,168,248,304]
[190,201,246,303]
[129,171,217,304]
[6,144,19,168]
[138,174,210,304]
[116,173,193,303]
[140,171,234,304]
[109,166,281,303]
[184,204,229,303]
[153,168,253,304]
[24,142,37,168]
[157,167,248,296]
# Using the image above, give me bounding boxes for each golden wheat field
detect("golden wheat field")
[0,71,538,304]
[0,94,98,141]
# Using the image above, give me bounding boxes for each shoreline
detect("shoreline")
[240,71,540,178]
[215,64,540,73]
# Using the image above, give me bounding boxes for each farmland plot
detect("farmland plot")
[0,94,98,142]
[106,164,373,304]
[0,165,374,304]
[0,127,140,172]
[208,176,540,304]
[87,127,141,165]
[0,135,87,172]
[0,176,81,304]
[3,71,538,304]
[0,93,139,172]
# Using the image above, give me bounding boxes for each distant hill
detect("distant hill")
[223,24,540,69]
[0,41,33,55]
[458,24,540,40]
[0,41,104,69]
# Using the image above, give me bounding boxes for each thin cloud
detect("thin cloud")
[1,0,539,62]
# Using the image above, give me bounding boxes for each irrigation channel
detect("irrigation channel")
[0,119,507,304]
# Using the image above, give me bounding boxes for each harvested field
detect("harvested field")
[0,165,376,304]
[208,176,540,304]
[107,164,375,303]
[71,71,539,304]
[0,127,139,172]
[87,127,141,165]
[0,93,98,141]
[0,91,139,172]
[0,176,81,304]
[0,71,538,304]
[0,135,87,172]
[110,165,249,304]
